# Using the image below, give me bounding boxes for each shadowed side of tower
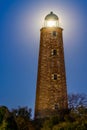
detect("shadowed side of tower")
[35,12,68,119]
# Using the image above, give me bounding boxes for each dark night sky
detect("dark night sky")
[0,0,87,116]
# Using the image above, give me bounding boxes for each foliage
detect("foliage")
[0,106,9,124]
[41,109,87,130]
[11,106,32,130]
[12,106,32,120]
[0,93,87,130]
[0,106,18,130]
[39,93,87,130]
[0,120,7,130]
[0,106,32,130]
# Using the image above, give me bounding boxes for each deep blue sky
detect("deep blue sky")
[0,0,87,116]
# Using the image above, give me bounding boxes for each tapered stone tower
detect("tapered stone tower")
[35,12,68,119]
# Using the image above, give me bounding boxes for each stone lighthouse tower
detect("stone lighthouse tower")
[35,12,68,119]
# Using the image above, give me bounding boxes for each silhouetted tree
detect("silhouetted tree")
[68,93,87,110]
[11,106,32,130]
[12,106,32,120]
[0,106,18,130]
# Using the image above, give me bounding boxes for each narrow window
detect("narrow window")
[52,31,57,36]
[51,49,57,56]
[52,74,58,80]
[53,50,57,55]
[54,74,57,80]
[55,104,58,110]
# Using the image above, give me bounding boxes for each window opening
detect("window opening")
[52,74,58,80]
[53,49,57,55]
[52,31,57,36]
[51,49,57,56]
[55,104,58,110]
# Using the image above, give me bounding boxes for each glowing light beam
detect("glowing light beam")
[46,20,57,27]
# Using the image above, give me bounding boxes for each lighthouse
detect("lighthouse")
[35,12,68,119]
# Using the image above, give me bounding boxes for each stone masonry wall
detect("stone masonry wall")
[35,27,68,119]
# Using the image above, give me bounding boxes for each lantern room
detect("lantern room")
[44,12,59,27]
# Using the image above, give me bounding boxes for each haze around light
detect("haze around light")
[0,0,87,117]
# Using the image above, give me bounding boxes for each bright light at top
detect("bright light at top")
[44,12,59,27]
[46,20,57,27]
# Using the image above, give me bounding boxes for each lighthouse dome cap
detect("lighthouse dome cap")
[45,12,58,20]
